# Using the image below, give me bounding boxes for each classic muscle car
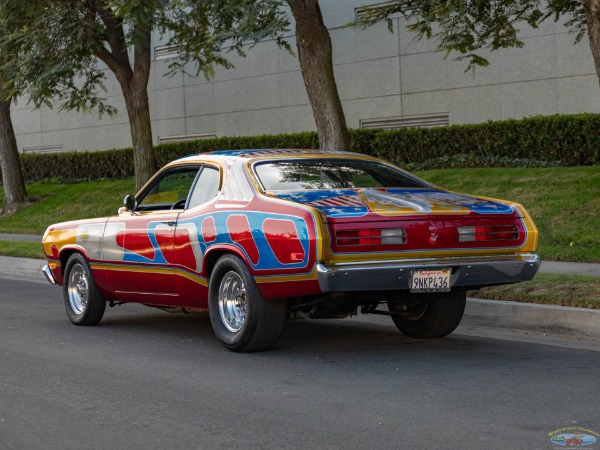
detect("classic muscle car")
[42,149,540,351]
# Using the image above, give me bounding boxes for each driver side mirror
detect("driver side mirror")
[120,194,138,215]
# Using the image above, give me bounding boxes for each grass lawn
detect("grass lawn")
[0,240,44,259]
[0,179,135,234]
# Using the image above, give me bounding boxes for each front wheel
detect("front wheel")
[388,291,466,338]
[63,253,106,325]
[208,255,286,352]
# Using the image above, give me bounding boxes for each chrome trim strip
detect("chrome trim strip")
[316,254,541,292]
[321,253,539,268]
[42,265,56,285]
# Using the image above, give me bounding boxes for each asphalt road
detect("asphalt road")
[1,277,599,450]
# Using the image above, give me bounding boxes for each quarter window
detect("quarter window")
[188,167,220,208]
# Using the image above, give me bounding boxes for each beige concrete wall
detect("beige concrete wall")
[11,0,600,153]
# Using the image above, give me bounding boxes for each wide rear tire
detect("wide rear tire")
[63,253,106,326]
[388,291,466,338]
[208,255,286,352]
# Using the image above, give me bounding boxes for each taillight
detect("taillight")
[336,228,406,246]
[457,225,518,242]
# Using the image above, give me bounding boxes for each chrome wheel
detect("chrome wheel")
[67,263,88,315]
[218,271,248,333]
[63,253,105,326]
[209,255,287,351]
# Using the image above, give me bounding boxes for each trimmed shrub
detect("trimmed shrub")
[20,148,134,184]
[373,114,600,166]
[4,113,599,184]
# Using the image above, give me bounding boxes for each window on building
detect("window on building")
[354,2,397,21]
[360,114,450,130]
[155,44,181,61]
[157,133,217,144]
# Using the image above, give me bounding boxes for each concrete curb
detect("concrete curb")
[464,298,600,340]
[0,256,47,283]
[1,255,599,340]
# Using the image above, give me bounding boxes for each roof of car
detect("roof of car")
[169,149,372,167]
[205,149,360,158]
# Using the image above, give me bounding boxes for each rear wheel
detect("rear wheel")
[208,255,286,352]
[388,291,466,338]
[63,253,106,325]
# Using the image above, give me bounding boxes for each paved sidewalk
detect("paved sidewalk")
[0,233,43,243]
[539,260,600,277]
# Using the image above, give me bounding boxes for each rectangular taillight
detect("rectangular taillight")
[336,228,406,246]
[457,225,519,242]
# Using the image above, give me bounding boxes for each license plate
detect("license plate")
[410,268,451,293]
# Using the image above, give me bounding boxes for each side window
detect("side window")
[137,168,199,211]
[188,166,220,208]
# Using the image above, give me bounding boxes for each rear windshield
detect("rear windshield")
[254,159,429,191]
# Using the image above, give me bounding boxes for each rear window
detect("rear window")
[254,159,428,191]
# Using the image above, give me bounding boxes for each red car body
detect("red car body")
[42,149,540,351]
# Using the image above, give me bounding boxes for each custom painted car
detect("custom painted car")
[42,149,540,351]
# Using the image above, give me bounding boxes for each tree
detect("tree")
[1,0,161,190]
[0,0,301,190]
[353,0,600,86]
[162,0,290,79]
[169,0,351,151]
[0,79,27,216]
[3,0,351,192]
[287,0,350,151]
[0,12,27,216]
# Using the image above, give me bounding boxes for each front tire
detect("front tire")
[388,291,466,338]
[208,255,286,352]
[63,253,106,325]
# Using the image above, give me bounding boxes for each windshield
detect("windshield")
[254,159,429,191]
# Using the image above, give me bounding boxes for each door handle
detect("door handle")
[163,221,177,227]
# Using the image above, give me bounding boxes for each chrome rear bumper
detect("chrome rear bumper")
[42,265,57,285]
[316,254,541,292]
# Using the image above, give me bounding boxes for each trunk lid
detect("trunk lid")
[273,188,528,258]
[274,188,517,218]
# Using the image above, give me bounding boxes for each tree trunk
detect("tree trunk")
[123,84,156,191]
[288,0,350,151]
[584,0,600,86]
[91,1,156,191]
[0,98,27,215]
[112,33,156,192]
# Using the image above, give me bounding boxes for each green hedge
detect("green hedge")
[20,148,134,184]
[374,114,600,166]
[6,113,600,184]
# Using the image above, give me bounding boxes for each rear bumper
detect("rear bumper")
[316,254,541,292]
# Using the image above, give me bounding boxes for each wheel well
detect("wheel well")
[204,250,244,279]
[60,249,80,272]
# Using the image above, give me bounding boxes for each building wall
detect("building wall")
[11,0,600,153]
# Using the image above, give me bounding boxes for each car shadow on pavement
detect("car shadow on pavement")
[94,303,476,355]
